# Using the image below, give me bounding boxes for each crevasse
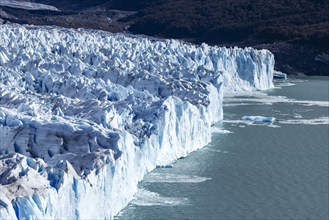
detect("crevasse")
[0,24,274,219]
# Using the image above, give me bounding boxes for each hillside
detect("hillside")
[112,0,328,47]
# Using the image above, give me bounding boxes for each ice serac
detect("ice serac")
[0,24,274,219]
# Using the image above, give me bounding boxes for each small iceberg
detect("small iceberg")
[211,127,233,134]
[273,70,287,79]
[242,116,276,123]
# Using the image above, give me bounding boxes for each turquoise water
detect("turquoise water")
[116,77,329,220]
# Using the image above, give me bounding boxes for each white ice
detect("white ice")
[224,93,329,107]
[0,24,274,219]
[279,117,329,125]
[242,116,276,123]
[273,70,287,79]
[211,127,233,134]
[143,173,211,183]
[130,188,188,206]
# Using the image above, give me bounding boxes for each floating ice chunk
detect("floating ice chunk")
[156,164,174,168]
[242,116,275,123]
[293,113,303,119]
[279,117,329,125]
[275,82,295,87]
[225,92,329,107]
[273,70,287,79]
[268,124,281,128]
[131,188,188,206]
[211,127,233,134]
[202,148,229,153]
[144,173,211,183]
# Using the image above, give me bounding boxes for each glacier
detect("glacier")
[0,24,274,219]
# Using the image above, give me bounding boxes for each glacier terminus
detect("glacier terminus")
[0,24,274,219]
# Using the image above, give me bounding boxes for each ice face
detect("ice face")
[0,24,274,219]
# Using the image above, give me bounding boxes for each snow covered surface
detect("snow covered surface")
[0,0,60,11]
[0,24,274,219]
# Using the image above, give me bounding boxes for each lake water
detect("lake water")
[116,77,329,220]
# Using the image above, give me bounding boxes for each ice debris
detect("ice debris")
[242,116,276,123]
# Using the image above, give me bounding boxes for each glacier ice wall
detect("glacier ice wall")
[0,24,274,219]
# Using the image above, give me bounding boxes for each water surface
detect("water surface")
[116,77,329,220]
